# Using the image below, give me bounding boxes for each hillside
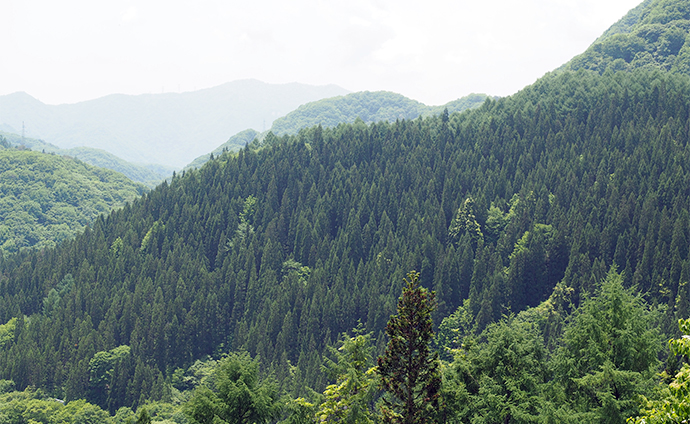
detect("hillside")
[0,131,172,187]
[0,146,146,254]
[269,91,490,135]
[0,80,349,168]
[563,0,690,74]
[184,92,489,170]
[0,66,689,417]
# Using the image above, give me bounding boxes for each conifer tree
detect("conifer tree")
[377,271,441,424]
[317,325,376,423]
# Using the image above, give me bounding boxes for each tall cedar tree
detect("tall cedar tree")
[377,271,441,424]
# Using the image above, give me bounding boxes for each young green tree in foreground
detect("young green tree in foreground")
[317,325,377,423]
[628,318,690,424]
[183,352,280,424]
[377,271,441,424]
[549,267,661,423]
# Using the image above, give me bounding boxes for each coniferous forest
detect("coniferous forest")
[1,66,690,422]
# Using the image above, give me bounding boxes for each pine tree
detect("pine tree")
[377,271,441,424]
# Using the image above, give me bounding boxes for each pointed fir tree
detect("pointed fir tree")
[377,271,441,424]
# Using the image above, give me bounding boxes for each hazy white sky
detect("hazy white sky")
[0,0,642,106]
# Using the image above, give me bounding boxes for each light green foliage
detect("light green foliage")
[564,0,690,76]
[184,129,260,170]
[317,326,376,424]
[510,224,552,260]
[114,406,136,424]
[281,398,316,424]
[227,196,257,250]
[0,318,17,348]
[141,221,165,252]
[0,131,170,187]
[436,299,475,360]
[42,288,61,317]
[111,237,124,257]
[240,196,257,226]
[485,205,508,244]
[184,352,280,424]
[282,260,311,286]
[0,387,113,424]
[628,318,690,423]
[114,402,187,424]
[0,380,15,394]
[172,357,220,403]
[0,149,145,254]
[515,281,574,350]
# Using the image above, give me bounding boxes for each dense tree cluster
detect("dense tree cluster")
[0,67,689,420]
[0,149,146,253]
[565,0,690,76]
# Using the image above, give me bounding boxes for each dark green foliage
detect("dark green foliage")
[377,271,441,424]
[443,317,548,423]
[135,407,151,424]
[549,267,662,422]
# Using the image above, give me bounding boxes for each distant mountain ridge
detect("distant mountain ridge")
[184,91,491,169]
[0,80,349,168]
[270,91,491,136]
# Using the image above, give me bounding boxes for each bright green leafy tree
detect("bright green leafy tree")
[628,318,690,424]
[317,325,377,423]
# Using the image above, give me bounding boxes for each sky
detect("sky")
[0,0,643,106]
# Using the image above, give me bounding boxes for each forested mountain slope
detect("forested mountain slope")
[0,67,688,413]
[0,146,146,254]
[269,91,489,135]
[563,0,690,75]
[185,92,489,170]
[0,131,172,187]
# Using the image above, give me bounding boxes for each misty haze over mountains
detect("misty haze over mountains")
[0,80,349,169]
